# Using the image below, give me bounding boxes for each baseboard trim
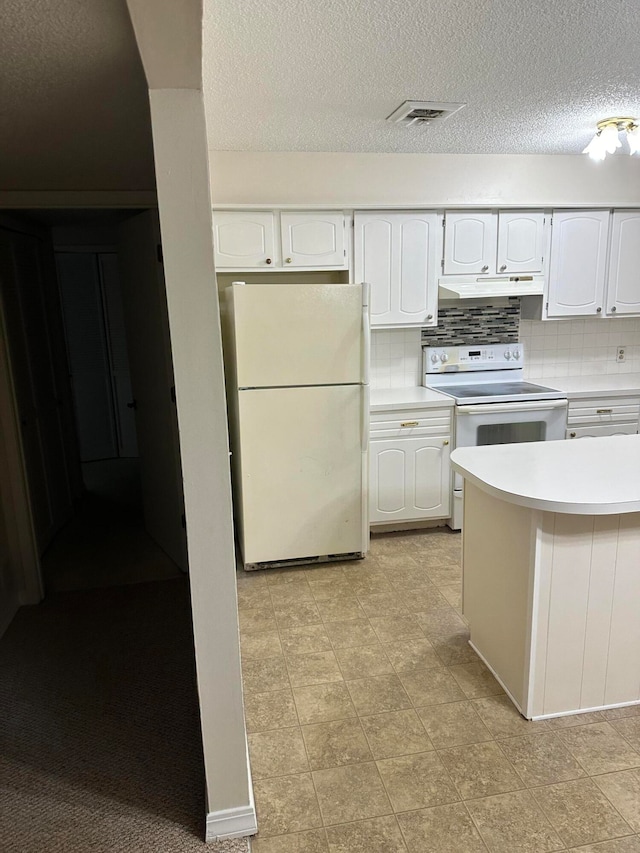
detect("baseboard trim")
[205,805,257,842]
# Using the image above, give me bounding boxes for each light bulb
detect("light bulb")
[583,133,607,161]
[627,126,640,155]
[600,124,622,154]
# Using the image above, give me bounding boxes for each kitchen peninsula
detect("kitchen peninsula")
[451,435,640,721]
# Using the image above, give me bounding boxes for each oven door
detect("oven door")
[449,399,567,530]
[455,399,568,449]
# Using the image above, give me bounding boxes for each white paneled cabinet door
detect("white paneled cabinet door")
[354,211,438,327]
[497,211,545,274]
[213,211,278,268]
[546,210,610,318]
[607,210,640,316]
[280,212,345,267]
[369,436,450,522]
[443,211,496,275]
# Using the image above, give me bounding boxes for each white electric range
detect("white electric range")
[423,343,568,529]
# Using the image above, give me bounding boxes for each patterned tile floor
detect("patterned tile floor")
[239,528,640,853]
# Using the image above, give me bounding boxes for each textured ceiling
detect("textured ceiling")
[0,0,155,191]
[203,0,640,155]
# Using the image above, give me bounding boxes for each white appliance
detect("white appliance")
[225,282,370,570]
[423,344,567,529]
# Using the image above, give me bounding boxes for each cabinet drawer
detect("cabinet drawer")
[567,397,640,426]
[370,407,451,438]
[567,424,639,439]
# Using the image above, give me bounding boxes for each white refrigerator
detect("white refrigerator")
[225,282,370,570]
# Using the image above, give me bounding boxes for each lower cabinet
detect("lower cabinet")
[369,407,451,524]
[566,395,640,439]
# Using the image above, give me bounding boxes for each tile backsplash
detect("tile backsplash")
[421,301,520,346]
[520,316,640,379]
[371,314,640,389]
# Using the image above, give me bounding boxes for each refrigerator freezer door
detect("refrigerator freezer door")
[237,385,365,565]
[232,283,364,388]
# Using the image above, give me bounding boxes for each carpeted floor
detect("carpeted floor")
[0,577,211,852]
[43,459,182,593]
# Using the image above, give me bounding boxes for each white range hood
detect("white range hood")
[439,276,544,300]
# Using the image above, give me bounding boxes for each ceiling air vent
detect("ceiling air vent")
[386,100,466,127]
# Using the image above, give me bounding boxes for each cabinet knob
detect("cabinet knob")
[570,432,576,438]
[265,257,272,264]
[443,439,449,445]
[611,306,617,312]
[481,265,489,273]
[596,306,602,312]
[499,264,507,272]
[285,257,292,264]
[426,314,433,320]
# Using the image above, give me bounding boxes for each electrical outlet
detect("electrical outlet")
[617,346,626,362]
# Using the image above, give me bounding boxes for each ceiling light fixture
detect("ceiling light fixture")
[583,117,639,161]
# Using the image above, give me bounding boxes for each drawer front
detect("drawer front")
[567,396,640,426]
[566,424,639,439]
[370,407,451,439]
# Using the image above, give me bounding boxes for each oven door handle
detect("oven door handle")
[457,399,568,415]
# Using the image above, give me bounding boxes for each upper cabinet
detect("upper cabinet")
[545,210,610,318]
[354,211,439,328]
[541,209,640,320]
[443,210,545,276]
[497,211,545,274]
[442,211,496,275]
[607,211,640,316]
[213,210,348,270]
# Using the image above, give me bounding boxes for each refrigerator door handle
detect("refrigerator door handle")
[361,384,370,451]
[361,282,370,386]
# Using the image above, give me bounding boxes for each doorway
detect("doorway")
[0,208,207,849]
[0,207,188,594]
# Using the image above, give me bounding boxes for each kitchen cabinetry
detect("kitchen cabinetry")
[354,211,439,328]
[213,210,348,270]
[442,210,545,276]
[566,395,640,439]
[369,407,451,524]
[545,210,610,318]
[607,210,640,315]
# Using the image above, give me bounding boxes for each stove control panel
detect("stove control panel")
[424,343,524,373]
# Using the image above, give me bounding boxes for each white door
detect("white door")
[117,211,187,571]
[237,385,365,564]
[354,211,438,327]
[607,210,640,316]
[546,210,610,318]
[497,211,545,274]
[369,436,450,522]
[443,211,496,275]
[213,210,278,268]
[280,212,346,267]
[231,283,364,387]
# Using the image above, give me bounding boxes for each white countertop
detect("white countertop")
[545,373,640,399]
[451,434,640,515]
[370,387,454,412]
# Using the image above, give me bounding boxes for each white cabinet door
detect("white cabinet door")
[213,211,278,268]
[280,212,346,267]
[497,211,545,274]
[546,210,610,318]
[354,211,438,327]
[369,436,450,522]
[607,210,640,316]
[443,211,496,275]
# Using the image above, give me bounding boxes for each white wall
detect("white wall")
[209,151,640,208]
